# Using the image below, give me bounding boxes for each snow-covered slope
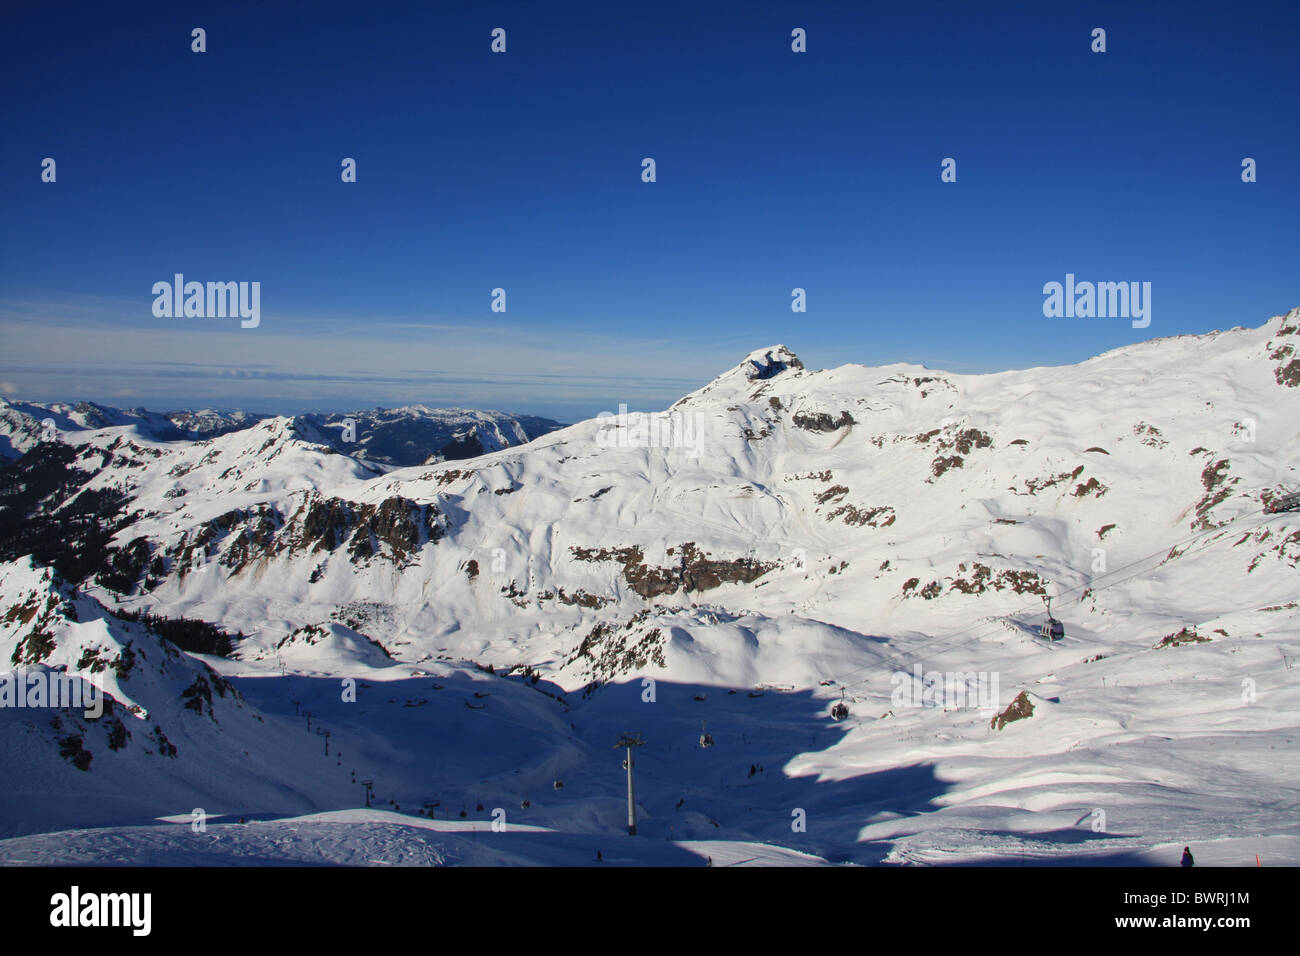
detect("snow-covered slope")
[2,307,1298,864]
[0,557,360,835]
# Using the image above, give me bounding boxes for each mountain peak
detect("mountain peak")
[742,345,804,381]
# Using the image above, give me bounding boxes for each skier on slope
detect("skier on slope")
[1180,846,1194,867]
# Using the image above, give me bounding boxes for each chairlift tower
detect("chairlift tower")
[614,732,645,835]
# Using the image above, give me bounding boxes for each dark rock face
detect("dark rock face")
[83,491,446,601]
[792,411,855,432]
[678,542,773,592]
[944,563,1046,596]
[570,545,678,598]
[347,497,437,563]
[217,506,282,573]
[1155,626,1210,648]
[931,455,963,478]
[557,587,609,608]
[1269,319,1299,387]
[902,563,1045,601]
[571,541,774,599]
[1276,360,1300,386]
[991,691,1034,730]
[156,493,445,578]
[1192,459,1236,530]
[300,497,356,553]
[825,504,895,528]
[256,494,444,567]
[948,428,993,455]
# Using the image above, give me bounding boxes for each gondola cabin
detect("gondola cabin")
[1039,595,1065,641]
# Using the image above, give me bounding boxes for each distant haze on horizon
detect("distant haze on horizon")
[4,308,1296,425]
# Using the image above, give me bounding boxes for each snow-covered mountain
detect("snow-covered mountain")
[0,401,186,459]
[2,307,1298,865]
[300,406,565,466]
[0,400,564,467]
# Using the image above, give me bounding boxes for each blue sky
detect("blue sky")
[1,0,1297,422]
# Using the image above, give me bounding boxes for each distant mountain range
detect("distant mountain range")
[0,400,565,467]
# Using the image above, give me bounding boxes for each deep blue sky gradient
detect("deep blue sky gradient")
[1,0,1297,419]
